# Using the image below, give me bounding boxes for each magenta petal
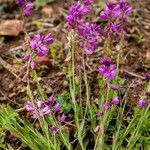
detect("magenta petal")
[25,101,34,112]
[45,96,55,105]
[37,51,45,57]
[30,61,36,70]
[16,0,25,6]
[23,2,33,17]
[30,40,37,50]
[54,103,61,112]
[138,99,146,109]
[42,106,51,115]
[37,100,43,108]
[59,114,66,123]
[44,33,53,45]
[112,97,120,105]
[23,54,30,62]
[39,45,48,52]
[50,126,57,133]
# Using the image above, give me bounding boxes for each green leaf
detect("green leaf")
[56,95,72,113]
[95,1,106,9]
[56,96,64,105]
[32,20,42,29]
[35,0,55,8]
[62,103,72,113]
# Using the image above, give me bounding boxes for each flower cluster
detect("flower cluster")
[25,96,66,123]
[30,33,53,57]
[100,0,132,40]
[22,33,53,73]
[67,1,99,54]
[16,0,33,17]
[98,58,116,80]
[78,22,99,54]
[26,100,51,117]
[67,1,90,28]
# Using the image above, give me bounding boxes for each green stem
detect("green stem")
[33,70,45,100]
[69,33,84,149]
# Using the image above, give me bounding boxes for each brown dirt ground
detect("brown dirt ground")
[0,0,150,149]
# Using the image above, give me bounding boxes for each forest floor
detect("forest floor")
[0,0,150,149]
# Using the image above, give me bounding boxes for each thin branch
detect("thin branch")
[122,69,145,79]
[0,57,21,81]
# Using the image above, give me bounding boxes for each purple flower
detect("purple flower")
[125,6,132,15]
[100,2,120,20]
[97,112,103,117]
[54,103,61,112]
[45,96,55,105]
[37,45,49,56]
[39,106,51,117]
[118,0,132,15]
[23,54,30,62]
[26,100,51,117]
[77,22,99,54]
[43,33,53,45]
[122,72,129,78]
[101,83,108,89]
[98,63,116,80]
[87,45,94,55]
[30,41,37,50]
[103,102,111,111]
[111,23,120,32]
[50,126,57,133]
[59,114,66,123]
[67,2,90,28]
[111,85,120,91]
[100,0,132,40]
[16,0,25,6]
[30,61,36,70]
[37,100,44,108]
[67,1,99,55]
[145,72,150,81]
[100,58,111,66]
[112,97,120,105]
[83,0,93,6]
[23,2,33,17]
[25,99,59,117]
[138,99,146,109]
[30,33,53,57]
[25,101,34,112]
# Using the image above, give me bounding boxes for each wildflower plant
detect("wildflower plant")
[0,0,150,150]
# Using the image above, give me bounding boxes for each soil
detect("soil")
[0,0,150,149]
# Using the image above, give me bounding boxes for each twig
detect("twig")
[0,57,21,80]
[16,107,25,113]
[122,69,145,79]
[9,46,23,53]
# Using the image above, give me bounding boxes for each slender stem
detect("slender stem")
[69,32,85,149]
[33,70,45,99]
[70,33,79,125]
[82,50,90,124]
